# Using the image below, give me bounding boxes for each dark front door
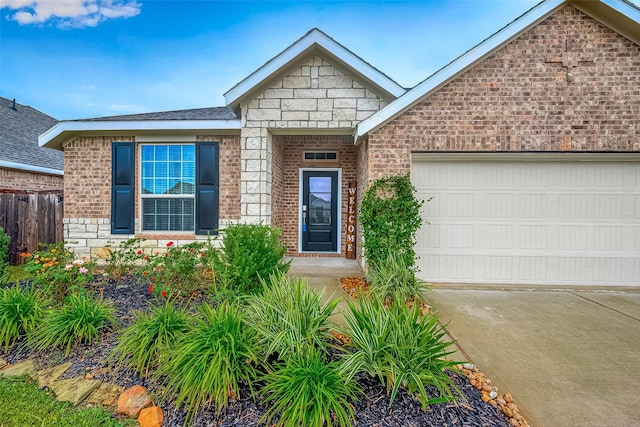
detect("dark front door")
[301,170,339,252]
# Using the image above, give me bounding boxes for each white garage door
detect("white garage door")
[411,155,640,286]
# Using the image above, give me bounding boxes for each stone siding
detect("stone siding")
[367,5,640,180]
[240,56,389,225]
[0,168,63,192]
[272,135,356,256]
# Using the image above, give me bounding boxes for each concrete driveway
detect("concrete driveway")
[427,286,640,427]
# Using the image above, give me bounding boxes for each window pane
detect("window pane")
[169,145,182,161]
[142,198,194,231]
[155,146,168,161]
[183,146,195,161]
[309,177,331,193]
[141,146,154,161]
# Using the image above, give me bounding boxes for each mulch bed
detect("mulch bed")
[1,276,513,427]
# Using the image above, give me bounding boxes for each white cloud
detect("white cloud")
[0,0,141,28]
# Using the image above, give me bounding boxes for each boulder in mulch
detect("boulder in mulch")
[117,385,152,417]
[138,406,164,427]
[0,359,36,378]
[51,376,102,406]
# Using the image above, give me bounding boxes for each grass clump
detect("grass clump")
[261,349,361,427]
[0,377,133,426]
[158,302,258,425]
[341,296,462,409]
[367,251,428,304]
[29,294,116,355]
[110,300,192,376]
[0,285,46,350]
[245,274,338,361]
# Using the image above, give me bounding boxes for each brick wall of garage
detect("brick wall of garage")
[273,134,356,256]
[0,168,63,192]
[367,5,640,180]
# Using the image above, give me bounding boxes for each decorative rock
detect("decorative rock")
[37,362,72,389]
[117,385,152,417]
[138,406,165,427]
[85,382,125,407]
[52,377,102,406]
[462,363,475,370]
[505,393,513,403]
[489,390,498,399]
[0,359,36,378]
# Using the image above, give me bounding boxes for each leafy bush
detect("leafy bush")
[29,294,116,355]
[261,349,361,427]
[210,223,290,294]
[245,274,338,361]
[139,241,214,297]
[0,285,46,350]
[360,174,424,268]
[340,296,462,409]
[104,238,145,279]
[158,303,258,424]
[0,227,9,283]
[110,300,192,376]
[367,251,428,304]
[22,242,96,300]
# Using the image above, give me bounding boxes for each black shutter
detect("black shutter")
[111,142,135,234]
[195,142,219,235]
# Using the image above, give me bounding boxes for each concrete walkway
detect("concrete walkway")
[427,286,640,427]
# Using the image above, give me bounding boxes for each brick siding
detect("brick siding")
[0,168,62,192]
[367,5,640,180]
[273,135,357,256]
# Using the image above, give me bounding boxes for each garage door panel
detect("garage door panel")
[412,159,640,286]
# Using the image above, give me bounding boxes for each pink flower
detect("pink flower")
[79,267,88,274]
[166,241,174,247]
[65,264,73,270]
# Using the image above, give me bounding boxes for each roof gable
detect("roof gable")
[224,28,406,109]
[0,97,63,174]
[355,0,640,141]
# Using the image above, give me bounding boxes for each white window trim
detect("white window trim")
[298,167,342,254]
[138,143,196,234]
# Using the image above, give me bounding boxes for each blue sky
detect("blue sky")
[1,0,636,120]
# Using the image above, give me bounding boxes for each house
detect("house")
[1,97,62,191]
[40,0,640,286]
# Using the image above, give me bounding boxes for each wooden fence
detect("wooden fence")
[0,191,64,265]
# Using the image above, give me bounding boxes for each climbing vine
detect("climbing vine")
[360,174,425,268]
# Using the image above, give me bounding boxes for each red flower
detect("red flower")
[166,241,174,247]
[148,285,153,293]
[144,255,149,260]
[137,250,142,255]
[201,253,205,257]
[143,271,147,276]
[161,291,167,297]
[164,253,168,257]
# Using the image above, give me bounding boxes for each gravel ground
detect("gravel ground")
[1,277,511,427]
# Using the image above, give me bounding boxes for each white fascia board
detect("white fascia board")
[601,0,640,23]
[354,0,566,141]
[0,160,63,176]
[39,119,242,149]
[224,29,405,106]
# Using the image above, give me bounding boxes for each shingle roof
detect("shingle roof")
[0,97,63,171]
[79,106,239,122]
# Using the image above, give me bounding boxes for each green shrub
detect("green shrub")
[245,274,338,362]
[110,300,192,376]
[0,285,46,350]
[210,223,290,294]
[360,174,424,268]
[139,241,214,297]
[367,251,428,304]
[340,296,462,409]
[158,303,258,424]
[23,242,96,301]
[29,294,116,355]
[0,227,9,283]
[104,238,145,279]
[261,349,361,427]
